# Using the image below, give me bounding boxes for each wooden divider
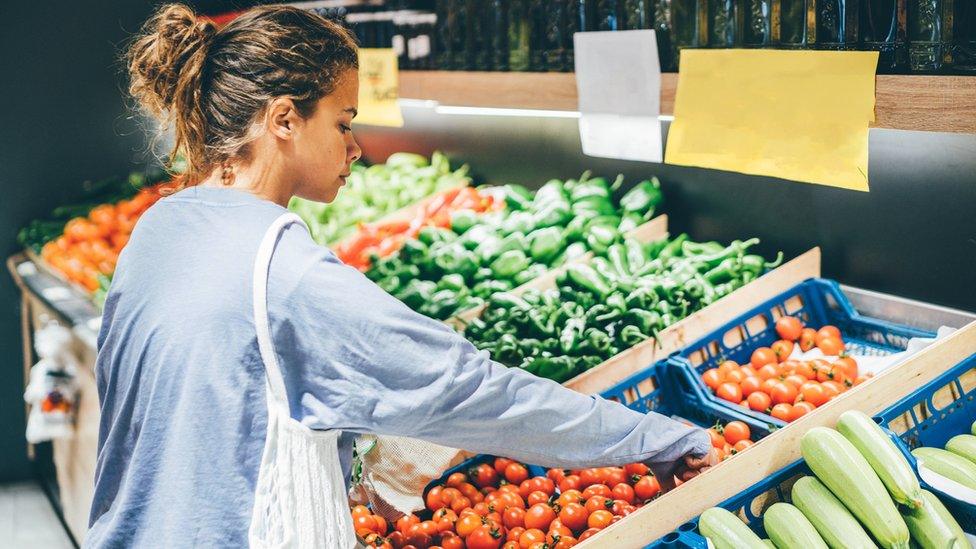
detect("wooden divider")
[578,320,976,548]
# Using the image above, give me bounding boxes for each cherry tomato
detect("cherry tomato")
[822,380,847,396]
[722,421,751,445]
[426,486,447,511]
[352,505,371,518]
[750,347,778,368]
[816,325,842,342]
[716,382,743,403]
[396,514,420,533]
[529,477,556,496]
[472,464,500,489]
[556,489,584,508]
[771,403,794,422]
[420,520,440,537]
[732,440,754,453]
[817,336,845,356]
[552,536,578,549]
[784,374,807,389]
[503,506,526,529]
[547,524,573,542]
[524,503,557,531]
[747,391,772,412]
[558,502,589,533]
[725,368,747,384]
[602,468,628,488]
[450,496,472,514]
[792,401,816,420]
[587,510,614,530]
[581,484,612,500]
[558,475,581,493]
[494,457,515,476]
[771,339,795,361]
[456,513,484,537]
[374,516,389,535]
[795,361,817,380]
[717,360,740,376]
[740,376,763,397]
[404,526,431,548]
[740,365,758,377]
[633,475,660,501]
[578,469,602,489]
[467,525,503,549]
[775,316,803,341]
[502,542,519,549]
[500,462,528,485]
[584,495,612,514]
[707,428,726,448]
[800,383,828,406]
[518,528,546,549]
[701,368,724,390]
[799,328,817,352]
[756,364,780,381]
[770,381,798,405]
[834,356,858,381]
[441,533,465,549]
[623,463,649,477]
[507,527,526,542]
[547,468,567,484]
[578,528,601,541]
[447,472,468,488]
[527,491,549,507]
[611,483,635,504]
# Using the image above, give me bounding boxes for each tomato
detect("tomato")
[472,464,500,489]
[450,496,472,514]
[441,534,465,549]
[529,477,556,496]
[524,503,557,531]
[473,502,491,517]
[558,503,589,533]
[822,380,847,396]
[552,536,578,549]
[558,475,581,492]
[817,336,845,356]
[707,428,725,448]
[723,421,751,445]
[750,347,778,368]
[756,364,780,381]
[352,505,371,518]
[528,543,547,549]
[587,510,614,530]
[387,531,406,547]
[771,339,795,361]
[494,457,515,476]
[771,403,793,422]
[467,525,503,549]
[456,513,484,537]
[584,495,612,514]
[770,381,798,405]
[738,376,761,397]
[355,514,379,533]
[747,391,772,412]
[725,369,747,384]
[775,316,804,341]
[547,524,573,542]
[778,360,798,375]
[404,526,431,548]
[442,472,464,488]
[578,528,601,541]
[518,528,547,549]
[800,383,828,407]
[854,375,871,386]
[578,469,602,489]
[701,368,724,390]
[556,489,584,508]
[527,491,549,506]
[547,468,567,484]
[611,483,635,504]
[501,491,526,510]
[623,463,649,477]
[795,361,817,380]
[374,516,389,535]
[716,382,743,403]
[799,328,817,352]
[758,378,778,395]
[784,374,807,389]
[834,356,858,381]
[420,520,440,537]
[816,325,842,342]
[427,486,447,511]
[718,360,740,376]
[396,514,420,533]
[507,527,526,542]
[733,440,754,453]
[633,475,660,501]
[503,506,526,529]
[581,484,612,500]
[792,401,816,420]
[502,543,519,549]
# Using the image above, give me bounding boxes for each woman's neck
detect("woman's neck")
[198,157,295,207]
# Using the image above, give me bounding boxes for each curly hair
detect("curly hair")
[126,4,358,185]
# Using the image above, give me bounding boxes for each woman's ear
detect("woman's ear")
[267,97,302,140]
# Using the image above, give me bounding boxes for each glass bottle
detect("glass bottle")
[706,0,736,47]
[509,0,532,71]
[673,0,706,66]
[861,0,907,72]
[954,0,976,72]
[624,0,652,30]
[778,0,811,48]
[594,0,625,30]
[489,0,510,71]
[814,0,860,50]
[743,0,773,47]
[908,0,949,72]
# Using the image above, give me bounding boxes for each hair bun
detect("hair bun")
[127,3,215,117]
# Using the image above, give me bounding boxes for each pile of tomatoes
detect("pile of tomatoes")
[353,457,666,549]
[704,420,754,461]
[700,316,872,423]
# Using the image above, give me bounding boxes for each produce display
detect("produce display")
[461,235,782,382]
[289,152,471,246]
[366,175,664,321]
[700,316,873,423]
[699,411,968,549]
[910,424,976,491]
[336,186,501,271]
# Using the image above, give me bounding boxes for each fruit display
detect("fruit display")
[460,235,782,382]
[366,175,664,321]
[700,316,874,423]
[910,423,976,491]
[704,420,756,462]
[289,152,471,247]
[697,411,967,549]
[335,186,502,271]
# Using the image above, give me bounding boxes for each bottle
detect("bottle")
[594,0,625,30]
[743,0,774,47]
[706,0,737,47]
[908,0,949,72]
[489,0,510,70]
[953,1,976,72]
[861,0,907,72]
[624,0,652,30]
[670,0,706,67]
[813,0,860,50]
[509,0,532,71]
[778,0,811,48]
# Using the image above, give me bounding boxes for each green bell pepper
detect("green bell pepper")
[619,178,662,216]
[491,250,532,280]
[450,209,480,234]
[528,227,565,264]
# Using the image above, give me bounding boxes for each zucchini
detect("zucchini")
[945,434,976,466]
[699,507,767,549]
[902,490,968,549]
[764,502,828,549]
[912,447,976,490]
[837,410,924,509]
[971,420,976,437]
[802,427,910,549]
[762,540,776,548]
[791,476,878,549]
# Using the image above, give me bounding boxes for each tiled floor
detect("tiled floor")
[0,482,76,549]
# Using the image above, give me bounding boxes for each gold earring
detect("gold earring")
[221,162,234,186]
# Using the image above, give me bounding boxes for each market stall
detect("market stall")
[6,1,976,547]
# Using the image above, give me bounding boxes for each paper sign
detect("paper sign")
[357,48,404,127]
[574,30,662,162]
[664,49,878,192]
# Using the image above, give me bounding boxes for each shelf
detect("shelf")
[399,71,976,134]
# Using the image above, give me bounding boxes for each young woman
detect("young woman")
[87,4,713,547]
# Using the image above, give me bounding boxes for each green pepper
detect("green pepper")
[562,215,590,243]
[625,286,659,310]
[624,239,647,273]
[572,195,617,217]
[566,264,613,299]
[528,356,577,382]
[437,273,467,292]
[619,325,650,347]
[617,213,644,233]
[526,309,558,338]
[682,240,724,256]
[459,225,494,250]
[645,237,669,260]
[585,224,620,255]
[472,267,495,283]
[424,289,461,319]
[583,328,614,355]
[493,232,528,260]
[376,276,402,294]
[695,238,760,269]
[503,184,533,211]
[627,308,661,334]
[400,239,429,263]
[418,226,456,246]
[570,178,610,201]
[501,211,537,235]
[618,178,662,216]
[658,233,688,261]
[491,250,531,280]
[533,203,572,228]
[489,292,531,310]
[606,243,632,278]
[433,244,479,279]
[472,279,514,297]
[559,317,586,354]
[450,209,480,234]
[528,227,565,264]
[534,179,569,205]
[396,279,437,309]
[514,263,549,286]
[493,334,524,365]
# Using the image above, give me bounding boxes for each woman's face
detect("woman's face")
[292,68,361,203]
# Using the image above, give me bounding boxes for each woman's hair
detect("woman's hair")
[126,4,358,184]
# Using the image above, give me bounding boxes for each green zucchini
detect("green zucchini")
[802,427,910,549]
[971,420,976,437]
[762,540,776,548]
[837,410,924,509]
[912,447,976,490]
[902,490,968,549]
[945,434,976,466]
[791,476,878,549]
[699,507,767,549]
[764,502,828,549]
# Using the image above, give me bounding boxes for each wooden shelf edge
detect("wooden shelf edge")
[399,71,976,134]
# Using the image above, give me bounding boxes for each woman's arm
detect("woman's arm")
[269,225,710,470]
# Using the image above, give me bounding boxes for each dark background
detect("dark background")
[2,1,975,485]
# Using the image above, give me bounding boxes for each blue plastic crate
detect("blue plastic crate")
[876,352,976,533]
[668,278,935,429]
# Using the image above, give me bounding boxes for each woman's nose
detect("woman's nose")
[347,135,362,164]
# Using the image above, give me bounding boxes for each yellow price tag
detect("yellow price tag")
[357,48,404,128]
[665,49,878,192]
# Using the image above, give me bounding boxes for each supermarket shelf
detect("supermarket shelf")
[399,71,976,134]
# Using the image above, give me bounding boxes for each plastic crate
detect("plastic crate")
[876,351,976,533]
[668,278,935,429]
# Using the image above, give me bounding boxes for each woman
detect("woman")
[87,4,712,547]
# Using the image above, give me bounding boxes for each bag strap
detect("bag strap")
[252,212,308,415]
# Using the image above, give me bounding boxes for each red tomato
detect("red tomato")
[602,468,628,488]
[770,403,793,422]
[722,421,751,445]
[584,495,612,514]
[701,368,724,390]
[775,316,803,341]
[740,376,763,397]
[834,356,858,381]
[441,533,465,549]
[494,457,515,476]
[507,527,525,542]
[547,468,567,484]
[426,486,447,511]
[351,505,371,518]
[396,514,420,533]
[502,542,520,549]
[792,401,816,420]
[456,513,483,537]
[578,469,603,489]
[472,464,499,489]
[354,514,378,533]
[733,440,754,453]
[756,364,780,381]
[558,502,589,533]
[578,528,601,541]
[467,525,503,549]
[552,536,578,549]
[529,477,556,496]
[747,391,772,412]
[750,347,778,368]
[558,475,581,493]
[518,529,547,549]
[524,503,557,531]
[503,506,526,529]
[450,496,472,514]
[771,340,795,361]
[556,489,584,508]
[623,463,649,478]
[799,328,818,352]
[716,382,743,403]
[527,491,549,507]
[817,337,846,356]
[770,382,798,405]
[447,472,467,488]
[800,383,828,406]
[374,516,389,535]
[633,475,660,501]
[611,483,635,504]
[547,524,573,542]
[587,510,614,530]
[581,484,612,501]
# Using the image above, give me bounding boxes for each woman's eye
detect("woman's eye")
[339,124,352,134]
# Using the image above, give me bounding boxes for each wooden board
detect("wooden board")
[400,71,976,134]
[577,319,976,548]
